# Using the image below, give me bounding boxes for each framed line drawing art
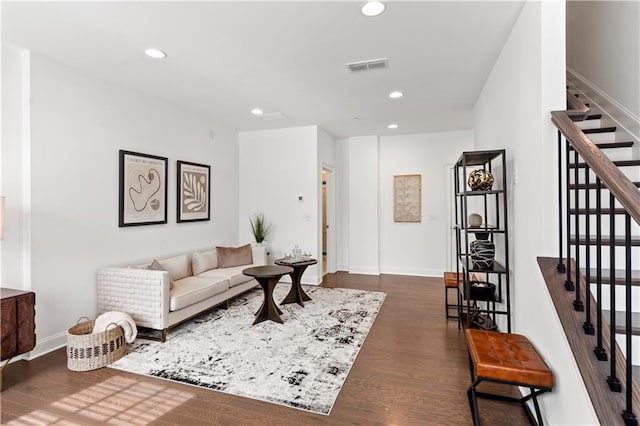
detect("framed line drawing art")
[394,174,422,222]
[119,150,168,227]
[177,160,211,223]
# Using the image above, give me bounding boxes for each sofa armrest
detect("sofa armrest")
[97,267,170,330]
[251,245,267,266]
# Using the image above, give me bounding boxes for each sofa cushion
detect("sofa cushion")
[199,265,256,288]
[150,259,174,289]
[216,244,253,268]
[192,249,218,275]
[170,276,229,311]
[158,254,191,281]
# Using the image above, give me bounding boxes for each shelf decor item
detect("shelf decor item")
[467,169,494,191]
[468,213,482,228]
[469,281,496,299]
[470,238,495,270]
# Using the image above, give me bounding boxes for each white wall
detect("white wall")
[379,131,473,276]
[347,136,380,275]
[336,139,349,271]
[1,45,30,288]
[2,50,240,357]
[567,1,640,118]
[238,126,321,284]
[473,2,598,424]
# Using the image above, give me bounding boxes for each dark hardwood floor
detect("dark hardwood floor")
[1,273,529,425]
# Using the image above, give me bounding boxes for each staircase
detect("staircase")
[545,88,640,425]
[572,104,640,380]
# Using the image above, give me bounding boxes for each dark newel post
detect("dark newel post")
[583,165,593,332]
[565,140,574,291]
[607,192,621,392]
[557,131,566,272]
[621,212,637,426]
[573,150,584,311]
[593,178,607,361]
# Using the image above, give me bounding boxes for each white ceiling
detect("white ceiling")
[2,1,524,139]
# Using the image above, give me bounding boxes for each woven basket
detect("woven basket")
[67,317,126,371]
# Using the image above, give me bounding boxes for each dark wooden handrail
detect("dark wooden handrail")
[551,111,640,227]
[563,89,591,120]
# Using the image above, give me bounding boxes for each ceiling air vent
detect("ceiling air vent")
[346,58,388,73]
[259,112,288,120]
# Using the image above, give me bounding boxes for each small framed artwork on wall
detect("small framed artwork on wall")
[177,160,211,223]
[119,150,168,227]
[394,174,422,222]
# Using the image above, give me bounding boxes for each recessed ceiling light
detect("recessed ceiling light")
[251,108,264,116]
[389,91,404,99]
[144,48,167,59]
[361,1,386,17]
[388,123,398,129]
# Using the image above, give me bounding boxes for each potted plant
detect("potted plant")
[249,213,273,245]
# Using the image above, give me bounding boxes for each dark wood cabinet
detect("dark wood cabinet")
[1,288,36,361]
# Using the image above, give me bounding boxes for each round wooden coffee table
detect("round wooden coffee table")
[243,265,293,325]
[274,258,317,307]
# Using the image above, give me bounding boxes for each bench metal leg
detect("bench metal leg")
[445,286,460,320]
[467,379,481,426]
[471,381,551,426]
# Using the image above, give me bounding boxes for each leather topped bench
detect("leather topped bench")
[443,272,462,321]
[465,329,553,426]
[443,272,478,325]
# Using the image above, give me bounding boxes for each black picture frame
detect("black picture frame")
[177,160,211,223]
[119,150,168,227]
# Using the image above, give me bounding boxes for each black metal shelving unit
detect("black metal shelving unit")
[454,149,511,332]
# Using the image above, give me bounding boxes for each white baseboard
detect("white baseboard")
[348,266,380,275]
[567,67,640,142]
[379,266,444,277]
[26,331,67,360]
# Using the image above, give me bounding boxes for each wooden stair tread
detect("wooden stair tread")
[569,182,640,190]
[568,208,628,215]
[601,310,640,336]
[586,114,602,120]
[570,159,640,168]
[568,141,634,151]
[583,126,616,134]
[569,234,640,246]
[582,267,640,286]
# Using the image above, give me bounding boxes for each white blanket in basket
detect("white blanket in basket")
[93,311,137,343]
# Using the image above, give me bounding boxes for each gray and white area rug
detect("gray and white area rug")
[109,284,386,415]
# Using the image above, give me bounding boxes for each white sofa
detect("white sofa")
[97,245,266,341]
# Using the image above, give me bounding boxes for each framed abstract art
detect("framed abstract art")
[119,150,168,227]
[177,160,211,223]
[394,174,422,223]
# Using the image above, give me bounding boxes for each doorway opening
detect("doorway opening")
[322,169,328,275]
[321,165,336,276]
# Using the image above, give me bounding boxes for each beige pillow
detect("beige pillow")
[216,244,253,268]
[150,259,174,289]
[192,249,219,275]
[157,254,191,280]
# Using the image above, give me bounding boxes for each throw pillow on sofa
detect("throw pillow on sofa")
[150,259,174,289]
[157,254,191,280]
[192,249,219,275]
[216,244,253,268]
